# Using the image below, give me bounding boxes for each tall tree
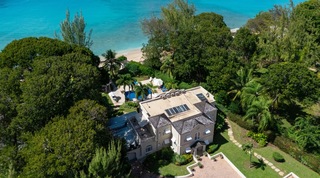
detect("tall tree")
[231,27,258,65]
[288,116,320,153]
[228,67,254,101]
[116,74,134,92]
[88,140,130,178]
[261,62,320,106]
[13,53,100,133]
[20,100,108,177]
[244,96,274,131]
[240,80,263,110]
[146,82,158,99]
[242,143,254,168]
[56,10,93,48]
[102,49,121,80]
[134,82,149,101]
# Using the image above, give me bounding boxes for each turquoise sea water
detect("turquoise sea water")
[0,0,305,55]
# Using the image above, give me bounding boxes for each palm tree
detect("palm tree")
[242,143,253,168]
[228,67,254,101]
[240,80,263,110]
[134,82,149,101]
[102,49,121,80]
[146,82,157,99]
[160,56,175,79]
[116,74,134,100]
[244,96,274,132]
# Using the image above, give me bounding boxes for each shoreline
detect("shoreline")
[99,27,240,64]
[99,47,144,64]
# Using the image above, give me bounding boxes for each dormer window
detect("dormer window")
[186,136,192,141]
[165,128,171,134]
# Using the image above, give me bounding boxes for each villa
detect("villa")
[108,86,217,160]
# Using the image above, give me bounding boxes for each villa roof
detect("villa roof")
[149,114,171,128]
[172,115,214,134]
[139,86,216,121]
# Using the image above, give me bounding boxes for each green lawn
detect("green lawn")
[227,120,319,178]
[159,162,194,176]
[133,75,149,82]
[213,131,280,178]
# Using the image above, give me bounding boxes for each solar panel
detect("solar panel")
[165,109,172,116]
[183,104,190,110]
[165,104,190,116]
[169,108,176,114]
[196,93,207,101]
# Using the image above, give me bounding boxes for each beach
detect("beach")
[117,48,144,63]
[99,47,144,67]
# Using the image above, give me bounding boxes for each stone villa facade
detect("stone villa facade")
[109,86,217,160]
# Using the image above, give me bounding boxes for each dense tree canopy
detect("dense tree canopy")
[20,100,108,177]
[0,37,106,176]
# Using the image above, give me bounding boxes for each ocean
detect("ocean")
[0,0,305,55]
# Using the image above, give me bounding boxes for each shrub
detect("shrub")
[206,144,219,154]
[174,154,186,166]
[182,154,193,164]
[273,136,320,173]
[126,61,141,76]
[247,131,268,147]
[273,152,285,162]
[228,101,241,114]
[197,162,203,168]
[227,113,255,131]
[117,55,127,62]
[178,82,193,89]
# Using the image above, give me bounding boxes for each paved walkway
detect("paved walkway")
[192,156,242,178]
[225,120,285,177]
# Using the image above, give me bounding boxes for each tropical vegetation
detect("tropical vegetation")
[0,0,319,176]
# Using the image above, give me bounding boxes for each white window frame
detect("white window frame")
[186,136,192,142]
[186,147,191,153]
[146,145,152,153]
[165,128,171,134]
[205,129,211,135]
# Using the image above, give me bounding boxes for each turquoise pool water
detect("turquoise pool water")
[0,0,305,54]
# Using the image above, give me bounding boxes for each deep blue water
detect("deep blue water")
[0,0,305,55]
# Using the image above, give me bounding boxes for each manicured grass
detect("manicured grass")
[133,75,149,82]
[213,131,280,178]
[159,161,194,176]
[228,120,319,178]
[119,101,138,114]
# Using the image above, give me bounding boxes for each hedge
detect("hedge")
[227,113,255,131]
[273,136,320,173]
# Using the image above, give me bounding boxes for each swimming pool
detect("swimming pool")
[125,89,152,101]
[108,112,138,148]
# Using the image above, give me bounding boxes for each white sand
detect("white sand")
[98,47,144,67]
[117,48,144,63]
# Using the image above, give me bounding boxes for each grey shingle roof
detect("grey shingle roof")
[149,114,171,128]
[172,115,214,134]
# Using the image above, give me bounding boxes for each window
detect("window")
[165,128,171,134]
[186,147,192,153]
[205,129,211,135]
[186,136,192,141]
[164,139,170,144]
[146,145,152,153]
[195,132,200,140]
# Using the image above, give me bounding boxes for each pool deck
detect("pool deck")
[108,79,164,106]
